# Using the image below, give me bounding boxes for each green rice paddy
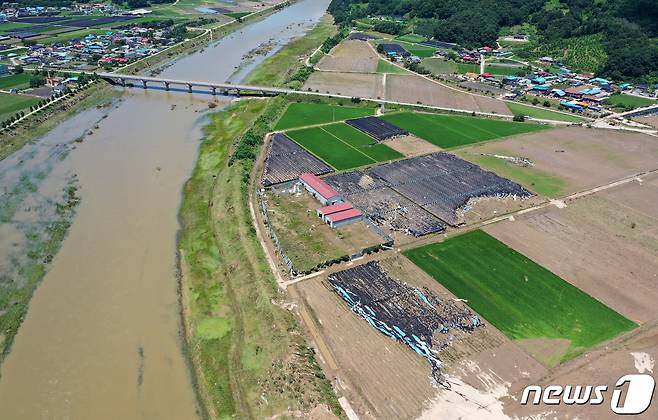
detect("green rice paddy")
[274,102,374,130]
[0,93,40,122]
[286,122,403,170]
[380,111,548,149]
[404,230,637,365]
[0,73,31,91]
[604,93,657,110]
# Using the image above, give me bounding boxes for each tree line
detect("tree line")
[328,0,658,82]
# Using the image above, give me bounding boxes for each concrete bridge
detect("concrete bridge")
[97,72,293,96]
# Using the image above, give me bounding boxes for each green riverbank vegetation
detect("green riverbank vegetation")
[179,98,343,418]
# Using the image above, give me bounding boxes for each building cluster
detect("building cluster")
[9,27,175,69]
[299,172,364,228]
[0,3,118,21]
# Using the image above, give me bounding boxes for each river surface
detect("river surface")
[0,0,330,418]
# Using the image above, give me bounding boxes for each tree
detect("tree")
[13,65,23,74]
[543,100,551,107]
[29,75,46,88]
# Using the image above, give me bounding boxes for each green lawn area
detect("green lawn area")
[274,102,374,130]
[380,112,548,149]
[507,102,584,123]
[376,59,410,74]
[403,230,637,366]
[395,33,426,43]
[0,93,39,122]
[604,93,657,110]
[0,73,31,90]
[456,151,567,197]
[286,123,402,170]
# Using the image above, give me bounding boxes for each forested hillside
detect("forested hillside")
[328,0,658,82]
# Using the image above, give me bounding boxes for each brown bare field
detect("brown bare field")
[293,254,546,419]
[267,191,383,272]
[504,321,658,420]
[385,74,512,115]
[303,72,384,99]
[635,115,658,128]
[316,40,379,73]
[484,176,658,324]
[459,126,658,195]
[383,135,441,156]
[458,195,545,226]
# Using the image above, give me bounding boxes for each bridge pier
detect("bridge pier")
[187,84,192,93]
[142,80,147,89]
[164,81,170,91]
[211,86,216,96]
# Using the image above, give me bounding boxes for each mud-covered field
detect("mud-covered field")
[384,74,512,115]
[303,71,385,99]
[457,126,658,197]
[484,174,658,324]
[316,40,379,73]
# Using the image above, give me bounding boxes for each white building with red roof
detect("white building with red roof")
[299,173,342,206]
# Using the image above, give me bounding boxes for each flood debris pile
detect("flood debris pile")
[479,153,534,167]
[325,152,531,233]
[346,116,409,141]
[328,261,482,380]
[263,133,333,187]
[370,153,531,225]
[324,171,445,236]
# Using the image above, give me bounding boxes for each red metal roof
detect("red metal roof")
[318,202,353,216]
[326,208,363,223]
[300,173,340,200]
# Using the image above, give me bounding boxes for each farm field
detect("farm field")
[274,102,374,130]
[316,39,379,73]
[381,111,548,149]
[403,230,637,366]
[303,71,384,99]
[506,101,585,122]
[484,175,658,324]
[293,253,546,419]
[286,123,402,170]
[376,59,409,74]
[0,73,31,91]
[0,93,40,122]
[384,74,512,115]
[267,192,382,273]
[393,40,437,58]
[458,152,567,197]
[383,134,441,156]
[456,126,658,197]
[605,93,657,110]
[420,58,522,76]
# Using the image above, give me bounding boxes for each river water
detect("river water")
[0,0,330,418]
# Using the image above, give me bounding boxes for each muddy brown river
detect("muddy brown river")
[0,0,330,418]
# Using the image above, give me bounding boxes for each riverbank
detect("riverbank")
[179,98,342,418]
[0,83,120,162]
[178,10,344,418]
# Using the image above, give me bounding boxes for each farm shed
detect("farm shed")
[300,173,343,205]
[326,208,363,228]
[317,202,353,221]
